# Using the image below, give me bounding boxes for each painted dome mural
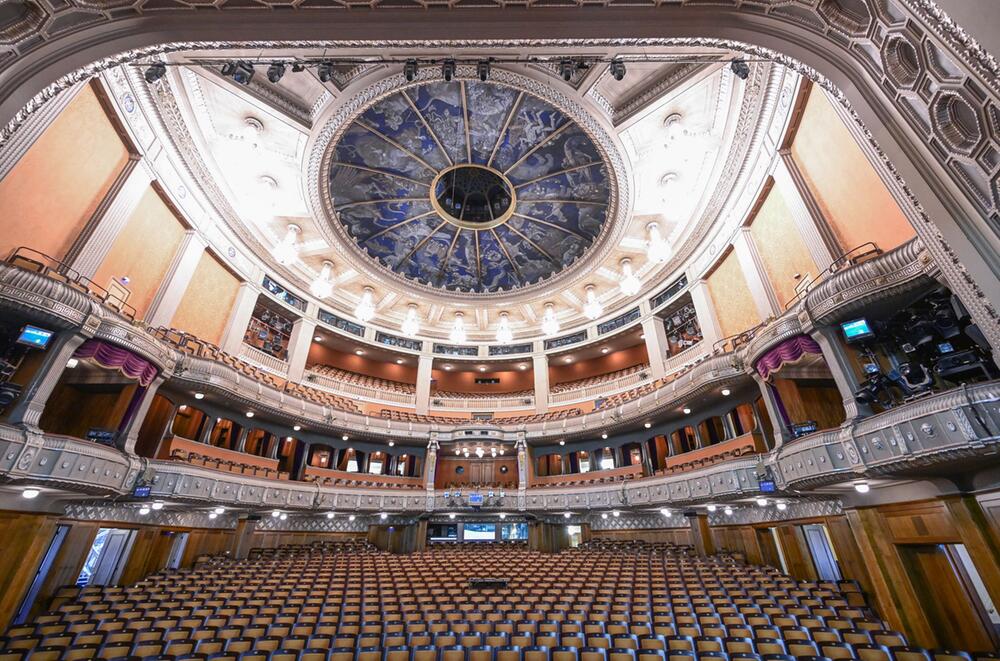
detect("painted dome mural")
[327,80,612,293]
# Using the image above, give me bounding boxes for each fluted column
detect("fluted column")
[425,436,438,511]
[516,434,528,510]
[732,227,781,319]
[221,283,258,355]
[641,315,669,379]
[415,354,434,415]
[120,376,166,454]
[773,153,839,268]
[286,317,317,383]
[4,332,88,431]
[753,374,791,446]
[812,325,873,421]
[532,353,549,413]
[145,230,207,328]
[689,279,722,348]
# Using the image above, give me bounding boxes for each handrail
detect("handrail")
[306,369,416,406]
[5,246,138,321]
[239,342,290,375]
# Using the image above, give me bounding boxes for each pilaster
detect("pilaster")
[145,230,207,328]
[732,227,781,319]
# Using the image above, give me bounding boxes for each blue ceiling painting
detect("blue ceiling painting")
[328,80,611,293]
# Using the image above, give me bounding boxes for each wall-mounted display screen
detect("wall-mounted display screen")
[841,318,875,343]
[17,325,53,348]
[464,522,496,541]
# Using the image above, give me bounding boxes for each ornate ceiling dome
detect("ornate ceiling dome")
[324,78,613,294]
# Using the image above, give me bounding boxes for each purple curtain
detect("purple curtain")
[754,334,822,380]
[74,339,159,387]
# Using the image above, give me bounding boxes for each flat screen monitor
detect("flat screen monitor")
[759,480,776,493]
[16,325,53,349]
[133,485,151,498]
[468,493,484,507]
[938,342,955,354]
[841,318,875,343]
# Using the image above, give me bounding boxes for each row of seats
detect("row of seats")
[380,411,469,426]
[595,382,662,410]
[431,392,534,401]
[531,472,639,490]
[309,367,416,396]
[168,449,287,481]
[550,366,650,395]
[301,475,422,491]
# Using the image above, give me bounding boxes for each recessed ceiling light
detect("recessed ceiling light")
[601,433,608,439]
[563,512,571,519]
[721,388,731,396]
[444,365,453,371]
[209,512,218,520]
[380,512,388,520]
[660,508,671,517]
[724,507,733,516]
[854,480,870,493]
[519,364,528,370]
[682,407,691,415]
[139,506,151,516]
[449,513,456,519]
[639,333,646,339]
[601,513,608,519]
[601,347,610,354]
[272,510,281,517]
[707,504,717,512]
[355,349,364,356]
[564,357,573,363]
[279,513,287,520]
[21,488,39,499]
[396,359,405,364]
[644,422,652,429]
[151,502,164,510]
[776,502,788,511]
[612,510,620,517]
[194,392,205,400]
[314,336,323,342]
[342,435,349,441]
[245,411,254,418]
[559,440,565,446]
[293,425,302,431]
[388,441,395,447]
[327,512,336,519]
[214,507,225,514]
[479,366,486,372]
[756,498,767,507]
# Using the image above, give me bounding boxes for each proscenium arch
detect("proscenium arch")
[0,3,997,351]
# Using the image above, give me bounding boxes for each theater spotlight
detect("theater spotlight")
[222,60,255,85]
[730,59,750,80]
[144,63,167,84]
[317,61,335,83]
[267,62,286,84]
[477,60,491,82]
[610,59,626,81]
[559,59,574,82]
[404,59,419,82]
[442,59,456,82]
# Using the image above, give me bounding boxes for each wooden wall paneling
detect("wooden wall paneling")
[755,527,782,570]
[946,496,1000,622]
[823,515,876,600]
[878,499,961,544]
[0,512,58,631]
[775,524,818,581]
[34,521,99,618]
[847,507,937,647]
[898,543,996,650]
[119,527,173,585]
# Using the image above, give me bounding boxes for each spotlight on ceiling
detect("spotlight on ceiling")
[660,508,671,517]
[194,392,204,400]
[612,510,620,517]
[442,59,456,82]
[293,425,302,432]
[317,61,335,83]
[601,513,608,520]
[610,59,626,81]
[756,498,768,507]
[222,60,255,85]
[724,506,734,516]
[644,422,652,429]
[682,407,691,415]
[349,514,356,521]
[151,502,164,510]
[22,488,39,499]
[721,388,731,396]
[854,480,871,494]
[404,59,419,82]
[563,512,571,519]
[707,504,716,512]
[144,63,167,84]
[559,440,565,446]
[730,58,751,80]
[267,62,286,84]
[559,59,575,82]
[272,510,281,518]
[279,513,287,521]
[380,512,389,520]
[776,502,788,511]
[477,60,491,82]
[327,512,336,519]
[601,433,608,440]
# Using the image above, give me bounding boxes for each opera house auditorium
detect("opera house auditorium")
[0,0,999,657]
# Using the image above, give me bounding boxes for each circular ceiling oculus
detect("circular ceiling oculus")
[324,78,613,294]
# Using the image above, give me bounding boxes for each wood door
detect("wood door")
[756,528,783,570]
[899,543,996,651]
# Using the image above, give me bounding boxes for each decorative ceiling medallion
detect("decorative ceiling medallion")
[314,69,623,298]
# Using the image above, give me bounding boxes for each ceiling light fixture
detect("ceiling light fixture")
[619,258,641,296]
[327,512,336,519]
[355,287,377,322]
[724,506,734,516]
[499,513,507,519]
[222,60,255,85]
[22,488,39,499]
[478,366,486,372]
[441,59,456,82]
[776,502,788,511]
[756,498,767,507]
[721,388,731,396]
[214,507,225,514]
[271,224,301,266]
[495,311,514,344]
[401,304,421,336]
[449,311,467,344]
[563,512,571,519]
[559,440,565,446]
[404,59,419,81]
[601,347,610,354]
[245,411,254,418]
[342,435,349,441]
[272,510,281,518]
[388,441,395,447]
[314,336,323,342]
[66,358,79,369]
[310,260,335,299]
[541,303,560,337]
[583,285,603,320]
[151,502,164,510]
[682,407,691,415]
[601,513,608,520]
[854,480,870,494]
[194,392,204,400]
[477,60,491,81]
[646,222,671,263]
[380,512,388,520]
[601,433,608,439]
[279,513,287,521]
[730,58,750,80]
[209,512,218,520]
[612,510,620,517]
[644,422,652,429]
[610,59,627,81]
[144,63,167,83]
[443,365,453,371]
[660,508,671,517]
[449,513,456,519]
[707,504,717,512]
[293,425,302,432]
[396,359,405,364]
[267,62,286,83]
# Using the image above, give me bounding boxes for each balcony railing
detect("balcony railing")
[430,394,535,410]
[238,343,290,376]
[550,368,652,404]
[305,370,417,406]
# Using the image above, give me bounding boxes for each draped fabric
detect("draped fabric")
[73,339,159,387]
[754,334,823,380]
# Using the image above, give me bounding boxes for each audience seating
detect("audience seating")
[492,410,583,425]
[309,366,416,396]
[5,540,982,661]
[431,391,535,401]
[551,365,650,395]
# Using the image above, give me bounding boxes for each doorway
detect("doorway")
[802,523,842,581]
[76,528,136,587]
[12,524,69,624]
[166,532,189,570]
